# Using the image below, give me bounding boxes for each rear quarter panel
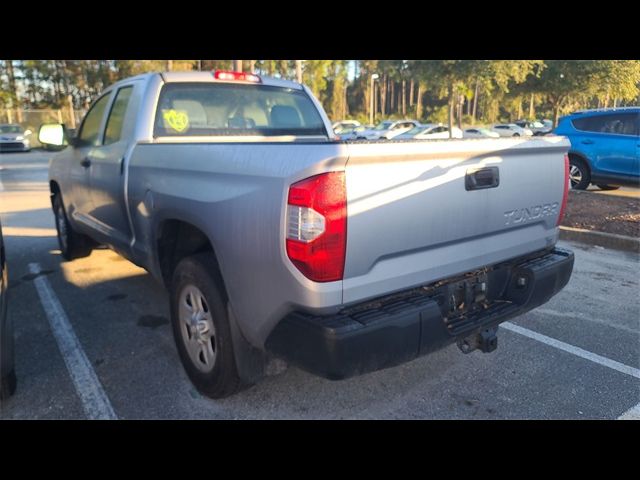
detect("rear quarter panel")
[127,142,348,347]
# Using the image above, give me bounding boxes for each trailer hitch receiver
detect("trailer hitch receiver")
[457,327,498,354]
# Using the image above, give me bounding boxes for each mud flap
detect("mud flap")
[227,304,270,385]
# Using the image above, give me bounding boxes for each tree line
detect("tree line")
[1,60,639,128]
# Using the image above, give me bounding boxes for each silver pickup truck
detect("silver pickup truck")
[39,70,574,398]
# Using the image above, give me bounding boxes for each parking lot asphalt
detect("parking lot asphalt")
[1,150,639,419]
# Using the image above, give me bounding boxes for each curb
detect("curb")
[559,226,640,253]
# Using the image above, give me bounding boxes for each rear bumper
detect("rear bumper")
[265,247,574,379]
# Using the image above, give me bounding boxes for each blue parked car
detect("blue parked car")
[554,107,639,190]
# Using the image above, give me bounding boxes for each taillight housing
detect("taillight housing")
[557,154,570,226]
[286,172,347,282]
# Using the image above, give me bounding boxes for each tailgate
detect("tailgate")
[342,136,570,304]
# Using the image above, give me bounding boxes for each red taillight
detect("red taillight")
[286,172,347,282]
[213,70,261,83]
[557,154,570,226]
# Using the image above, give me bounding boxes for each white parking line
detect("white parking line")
[28,262,117,420]
[618,403,640,420]
[501,322,640,380]
[533,308,639,336]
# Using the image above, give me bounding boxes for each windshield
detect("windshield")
[373,121,393,131]
[154,83,327,137]
[0,125,21,134]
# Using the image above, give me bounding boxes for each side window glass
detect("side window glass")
[104,86,133,145]
[78,94,111,146]
[572,113,637,135]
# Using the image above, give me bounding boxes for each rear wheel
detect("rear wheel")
[512,133,520,137]
[569,158,591,190]
[52,194,93,260]
[596,184,620,191]
[170,252,242,398]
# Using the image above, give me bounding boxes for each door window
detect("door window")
[104,86,133,145]
[77,94,111,146]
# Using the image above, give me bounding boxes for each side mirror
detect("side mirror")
[23,129,33,136]
[38,123,67,147]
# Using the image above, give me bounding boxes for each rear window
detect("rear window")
[571,113,638,136]
[154,83,327,137]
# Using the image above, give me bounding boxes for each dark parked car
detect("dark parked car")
[554,107,640,190]
[0,218,16,400]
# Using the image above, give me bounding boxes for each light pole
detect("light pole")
[370,73,379,125]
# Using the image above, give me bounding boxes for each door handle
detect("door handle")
[581,139,594,145]
[465,167,500,191]
[80,157,91,168]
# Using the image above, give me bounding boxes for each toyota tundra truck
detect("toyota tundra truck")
[39,70,574,398]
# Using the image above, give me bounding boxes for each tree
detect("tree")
[411,61,474,136]
[520,61,637,126]
[326,61,349,120]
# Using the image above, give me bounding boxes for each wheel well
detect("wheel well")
[568,152,590,172]
[49,181,61,207]
[50,180,60,195]
[156,220,220,289]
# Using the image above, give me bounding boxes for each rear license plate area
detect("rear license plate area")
[444,272,489,318]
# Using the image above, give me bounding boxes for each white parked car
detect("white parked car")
[463,127,500,139]
[396,124,463,140]
[492,123,533,137]
[356,120,421,140]
[332,120,361,134]
[0,124,32,152]
[336,125,368,140]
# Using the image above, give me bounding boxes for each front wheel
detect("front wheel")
[596,184,620,191]
[52,194,93,260]
[170,252,243,398]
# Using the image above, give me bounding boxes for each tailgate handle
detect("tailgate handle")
[465,167,499,191]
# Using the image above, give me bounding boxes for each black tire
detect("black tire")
[596,184,620,191]
[170,252,242,398]
[569,157,591,190]
[52,194,93,260]
[512,133,520,137]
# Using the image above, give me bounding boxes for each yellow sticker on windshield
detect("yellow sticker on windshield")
[162,109,190,133]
